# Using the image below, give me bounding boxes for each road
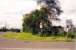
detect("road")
[0,38,75,50]
[0,48,72,50]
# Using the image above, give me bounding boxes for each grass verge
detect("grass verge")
[0,32,74,42]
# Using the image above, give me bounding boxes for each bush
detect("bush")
[68,32,75,39]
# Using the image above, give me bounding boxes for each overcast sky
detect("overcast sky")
[59,0,76,26]
[0,0,76,29]
[0,0,38,29]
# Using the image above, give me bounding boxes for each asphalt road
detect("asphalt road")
[0,48,71,50]
[0,38,75,50]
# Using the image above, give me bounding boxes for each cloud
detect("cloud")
[0,0,37,28]
[59,0,76,26]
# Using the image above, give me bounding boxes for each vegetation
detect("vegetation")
[22,0,76,39]
[0,32,74,42]
[0,0,75,42]
[22,0,62,36]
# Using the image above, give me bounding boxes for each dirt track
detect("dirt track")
[0,38,75,50]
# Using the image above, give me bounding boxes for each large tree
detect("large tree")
[37,0,62,34]
[23,9,50,34]
[38,0,62,18]
[23,0,62,35]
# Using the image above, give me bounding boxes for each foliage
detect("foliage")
[22,0,63,36]
[23,8,50,34]
[37,0,62,15]
[0,27,8,32]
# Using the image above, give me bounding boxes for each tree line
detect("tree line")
[22,0,76,38]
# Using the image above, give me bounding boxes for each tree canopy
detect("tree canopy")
[37,0,62,15]
[23,0,62,36]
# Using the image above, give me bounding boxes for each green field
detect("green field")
[0,32,74,42]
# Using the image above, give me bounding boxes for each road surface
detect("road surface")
[0,38,75,50]
[0,48,72,50]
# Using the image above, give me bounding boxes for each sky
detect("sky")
[0,0,38,29]
[59,0,76,27]
[0,0,76,29]
[52,0,76,27]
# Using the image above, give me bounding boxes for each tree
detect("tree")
[23,13,33,32]
[23,9,50,34]
[37,0,62,28]
[37,0,62,35]
[37,0,62,15]
[23,0,62,36]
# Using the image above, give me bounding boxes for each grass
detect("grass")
[0,32,74,42]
